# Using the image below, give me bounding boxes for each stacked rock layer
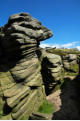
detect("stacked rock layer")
[41,49,63,95]
[0,13,53,120]
[62,54,79,73]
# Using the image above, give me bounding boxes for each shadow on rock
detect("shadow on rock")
[52,75,80,120]
[41,57,61,96]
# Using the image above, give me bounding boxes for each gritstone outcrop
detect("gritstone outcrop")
[62,54,79,73]
[0,13,80,120]
[0,13,53,120]
[40,49,63,95]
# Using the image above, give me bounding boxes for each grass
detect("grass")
[46,48,80,55]
[65,72,78,76]
[20,116,29,120]
[38,99,54,114]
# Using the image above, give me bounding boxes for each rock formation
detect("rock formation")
[0,12,79,120]
[0,13,53,120]
[62,54,79,73]
[41,49,63,95]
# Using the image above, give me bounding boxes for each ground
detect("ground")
[47,75,80,120]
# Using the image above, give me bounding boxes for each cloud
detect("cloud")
[40,43,60,48]
[40,44,51,48]
[40,41,80,50]
[76,46,80,50]
[61,42,78,48]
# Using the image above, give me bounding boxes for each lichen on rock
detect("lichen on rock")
[0,12,53,120]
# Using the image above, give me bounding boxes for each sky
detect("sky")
[0,0,80,49]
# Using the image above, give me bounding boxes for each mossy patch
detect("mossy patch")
[38,99,54,114]
[0,98,4,117]
[19,116,29,120]
[69,64,79,73]
[65,72,78,76]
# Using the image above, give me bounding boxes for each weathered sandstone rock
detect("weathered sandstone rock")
[0,13,53,120]
[62,54,79,73]
[41,49,63,95]
[0,13,80,120]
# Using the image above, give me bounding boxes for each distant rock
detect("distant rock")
[62,54,79,72]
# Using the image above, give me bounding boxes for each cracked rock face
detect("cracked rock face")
[1,13,53,82]
[0,13,53,120]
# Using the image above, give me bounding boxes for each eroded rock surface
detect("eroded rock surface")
[62,54,79,73]
[41,49,63,95]
[0,13,53,120]
[0,13,79,120]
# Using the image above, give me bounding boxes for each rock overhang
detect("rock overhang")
[3,12,53,45]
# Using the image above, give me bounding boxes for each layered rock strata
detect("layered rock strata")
[0,13,53,120]
[41,49,63,95]
[62,54,79,73]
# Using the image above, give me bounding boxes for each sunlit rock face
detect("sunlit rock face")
[2,13,53,82]
[62,54,79,73]
[0,13,53,120]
